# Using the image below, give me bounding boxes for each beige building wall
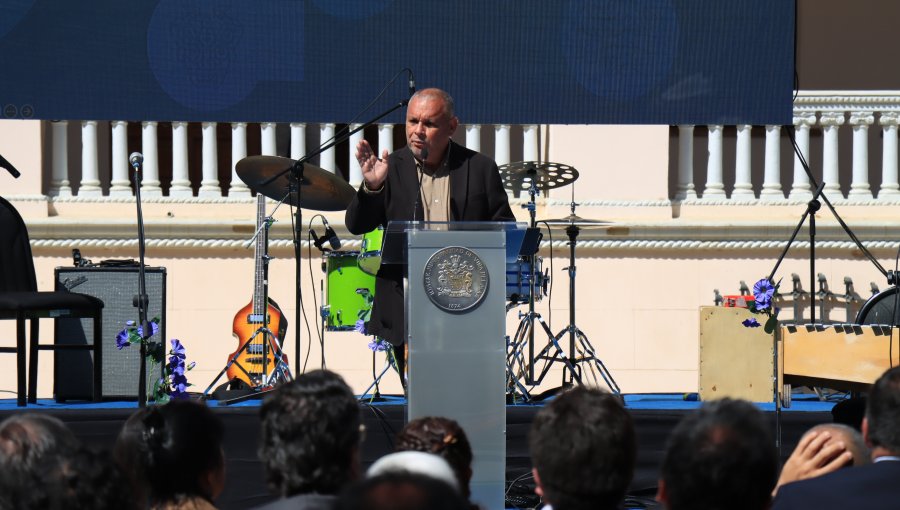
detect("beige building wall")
[1,120,896,399]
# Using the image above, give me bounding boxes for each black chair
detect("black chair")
[0,196,103,406]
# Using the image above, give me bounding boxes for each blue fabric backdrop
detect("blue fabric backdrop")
[0,0,794,125]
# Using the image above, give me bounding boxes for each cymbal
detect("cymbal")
[236,156,356,211]
[541,214,612,229]
[498,161,578,192]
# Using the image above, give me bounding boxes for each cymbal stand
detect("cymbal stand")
[506,176,576,399]
[530,199,621,395]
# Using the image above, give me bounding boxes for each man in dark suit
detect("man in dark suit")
[345,88,515,384]
[772,366,900,510]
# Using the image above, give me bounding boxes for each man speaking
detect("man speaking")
[345,88,515,386]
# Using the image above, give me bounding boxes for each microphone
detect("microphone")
[129,152,144,168]
[321,218,341,250]
[408,70,416,98]
[0,153,21,178]
[310,218,341,252]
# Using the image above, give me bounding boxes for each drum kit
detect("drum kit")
[219,153,619,399]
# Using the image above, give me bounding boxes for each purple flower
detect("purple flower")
[136,320,159,339]
[115,329,131,350]
[368,338,388,352]
[742,317,761,328]
[753,278,776,311]
[355,319,368,335]
[169,339,186,359]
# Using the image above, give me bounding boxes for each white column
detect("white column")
[168,122,192,197]
[494,124,511,166]
[732,124,754,198]
[230,122,250,197]
[879,112,900,198]
[378,123,394,155]
[199,122,221,197]
[140,121,162,196]
[349,123,364,185]
[465,124,481,152]
[760,125,783,200]
[523,124,539,162]
[79,121,102,197]
[849,112,874,198]
[49,121,71,197]
[109,121,131,197]
[820,112,845,196]
[704,124,725,197]
[789,114,816,200]
[675,125,696,200]
[319,123,336,172]
[261,122,277,156]
[290,122,306,161]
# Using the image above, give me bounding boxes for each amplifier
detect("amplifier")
[54,266,166,400]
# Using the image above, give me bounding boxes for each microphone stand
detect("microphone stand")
[131,158,151,408]
[260,99,410,377]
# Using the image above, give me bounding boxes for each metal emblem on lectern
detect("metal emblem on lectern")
[423,246,489,313]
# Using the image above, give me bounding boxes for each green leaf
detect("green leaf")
[764,315,779,334]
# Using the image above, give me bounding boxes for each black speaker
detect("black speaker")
[54,266,166,400]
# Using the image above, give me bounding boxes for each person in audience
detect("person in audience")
[395,417,473,501]
[256,369,362,510]
[39,445,136,510]
[137,400,226,510]
[529,387,636,510]
[772,422,868,495]
[335,471,469,510]
[0,413,81,509]
[772,366,900,509]
[114,407,152,507]
[367,451,460,493]
[657,398,778,510]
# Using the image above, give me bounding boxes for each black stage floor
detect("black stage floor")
[0,395,835,509]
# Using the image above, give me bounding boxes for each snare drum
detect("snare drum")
[325,251,376,331]
[358,226,384,276]
[506,256,548,304]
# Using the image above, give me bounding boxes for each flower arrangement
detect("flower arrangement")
[741,278,781,333]
[115,317,195,402]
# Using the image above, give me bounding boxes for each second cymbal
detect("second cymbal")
[499,161,579,192]
[541,214,612,229]
[236,156,356,211]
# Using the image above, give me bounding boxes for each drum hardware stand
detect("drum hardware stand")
[203,195,293,404]
[358,344,397,402]
[497,161,581,400]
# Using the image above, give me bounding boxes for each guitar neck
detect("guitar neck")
[252,194,267,319]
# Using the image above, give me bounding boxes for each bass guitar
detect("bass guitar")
[226,194,289,387]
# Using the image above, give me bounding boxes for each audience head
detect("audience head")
[529,387,636,510]
[864,365,900,455]
[337,471,469,510]
[259,369,362,497]
[137,400,226,506]
[659,398,778,510]
[41,445,135,510]
[806,423,870,466]
[831,396,866,430]
[114,407,152,506]
[0,413,81,510]
[367,451,460,492]
[396,416,473,498]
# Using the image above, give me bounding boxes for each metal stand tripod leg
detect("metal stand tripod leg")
[359,344,396,401]
[514,311,580,388]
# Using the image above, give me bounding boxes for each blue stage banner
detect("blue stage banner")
[0,0,794,125]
